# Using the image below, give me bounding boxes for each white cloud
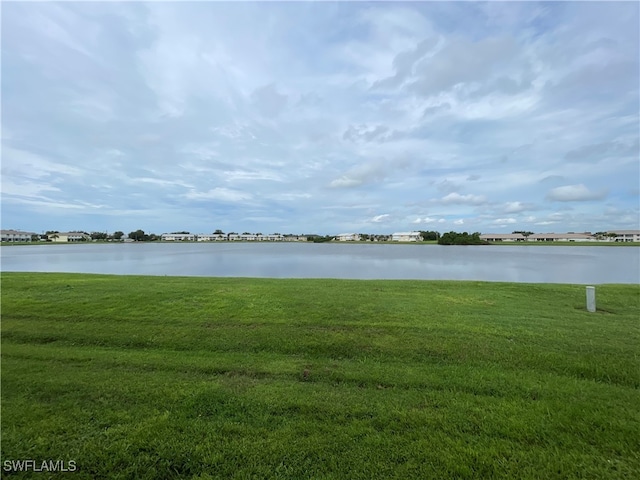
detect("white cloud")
[2,147,83,179]
[183,187,252,203]
[329,176,363,189]
[440,192,487,205]
[223,170,283,183]
[371,214,390,223]
[1,179,61,199]
[412,217,441,224]
[136,177,194,189]
[503,201,533,213]
[546,184,608,202]
[493,218,517,224]
[329,158,411,189]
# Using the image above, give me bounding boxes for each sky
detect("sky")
[1,1,639,236]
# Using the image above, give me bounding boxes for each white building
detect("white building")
[239,234,258,241]
[528,233,597,242]
[391,231,422,242]
[607,230,640,242]
[49,232,91,242]
[335,233,361,241]
[196,234,226,242]
[480,233,526,242]
[1,230,37,242]
[262,234,284,241]
[161,233,195,241]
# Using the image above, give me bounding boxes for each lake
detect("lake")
[1,243,638,284]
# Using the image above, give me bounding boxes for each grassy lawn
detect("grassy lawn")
[486,241,640,247]
[1,273,639,479]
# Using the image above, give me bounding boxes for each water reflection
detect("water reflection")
[1,243,638,284]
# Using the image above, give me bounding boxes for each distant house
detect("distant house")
[196,234,225,242]
[161,233,195,241]
[283,235,308,242]
[480,233,526,242]
[391,231,422,242]
[50,232,91,243]
[528,233,597,242]
[336,233,360,241]
[607,230,640,242]
[262,234,284,241]
[1,230,37,242]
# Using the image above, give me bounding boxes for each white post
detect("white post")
[586,286,596,313]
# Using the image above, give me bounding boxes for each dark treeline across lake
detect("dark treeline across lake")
[2,243,639,284]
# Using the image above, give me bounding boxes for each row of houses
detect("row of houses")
[335,232,423,242]
[480,231,640,243]
[1,230,37,242]
[1,230,91,243]
[333,230,640,243]
[161,233,307,242]
[3,229,640,243]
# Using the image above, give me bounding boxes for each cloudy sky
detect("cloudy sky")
[2,1,638,236]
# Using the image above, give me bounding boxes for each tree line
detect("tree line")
[438,231,487,245]
[38,229,446,242]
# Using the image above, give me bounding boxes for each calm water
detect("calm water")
[1,243,639,284]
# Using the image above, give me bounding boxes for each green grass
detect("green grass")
[486,241,640,247]
[2,273,639,479]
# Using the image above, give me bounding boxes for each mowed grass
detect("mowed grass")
[1,273,639,479]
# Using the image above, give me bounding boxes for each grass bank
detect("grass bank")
[2,273,639,479]
[486,241,640,247]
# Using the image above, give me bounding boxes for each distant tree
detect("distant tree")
[312,235,333,243]
[213,229,224,235]
[512,230,533,237]
[49,233,59,242]
[45,230,59,235]
[31,234,40,242]
[171,231,190,234]
[112,231,124,240]
[242,232,252,235]
[419,230,440,241]
[438,231,486,246]
[128,229,146,241]
[90,232,108,240]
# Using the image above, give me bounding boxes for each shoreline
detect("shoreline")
[3,240,640,247]
[1,271,637,286]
